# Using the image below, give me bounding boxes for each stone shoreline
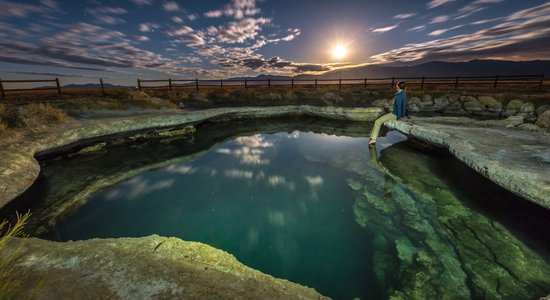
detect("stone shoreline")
[1,104,548,214]
[3,235,326,299]
[1,105,549,298]
[386,116,550,209]
[0,105,383,209]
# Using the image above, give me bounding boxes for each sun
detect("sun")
[332,44,348,60]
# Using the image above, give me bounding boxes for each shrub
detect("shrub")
[0,211,32,299]
[104,89,179,109]
[3,103,67,132]
[27,103,67,124]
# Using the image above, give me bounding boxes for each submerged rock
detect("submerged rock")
[303,133,550,299]
[346,178,363,190]
[379,141,550,300]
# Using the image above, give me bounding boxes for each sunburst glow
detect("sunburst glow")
[332,45,348,60]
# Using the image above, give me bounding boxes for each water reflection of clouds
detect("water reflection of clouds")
[105,176,175,200]
[305,175,323,187]
[221,168,296,191]
[288,131,300,139]
[268,211,286,226]
[166,164,197,175]
[235,134,274,148]
[216,134,273,166]
[267,175,295,191]
[224,169,254,179]
[305,175,324,200]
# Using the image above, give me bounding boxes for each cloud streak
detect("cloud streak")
[370,4,550,64]
[427,0,455,9]
[372,24,399,33]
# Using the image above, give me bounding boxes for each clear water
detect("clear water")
[4,118,550,300]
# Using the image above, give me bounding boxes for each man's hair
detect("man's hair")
[397,81,407,89]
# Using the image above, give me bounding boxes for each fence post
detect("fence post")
[364,78,367,88]
[99,78,106,97]
[291,78,294,89]
[539,74,544,91]
[168,78,172,91]
[137,79,142,91]
[55,78,62,95]
[339,78,342,89]
[421,76,425,90]
[390,77,395,89]
[268,78,271,89]
[493,75,499,89]
[220,79,223,89]
[195,78,199,91]
[245,79,248,88]
[315,78,318,89]
[454,76,459,90]
[0,78,5,100]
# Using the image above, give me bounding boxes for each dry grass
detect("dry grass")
[1,82,548,112]
[26,103,67,124]
[58,89,179,111]
[2,103,67,134]
[0,103,6,136]
[0,211,32,299]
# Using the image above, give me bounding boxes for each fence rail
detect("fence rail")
[0,74,546,100]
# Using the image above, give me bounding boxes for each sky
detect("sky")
[0,0,549,85]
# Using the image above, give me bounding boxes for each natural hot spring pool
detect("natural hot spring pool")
[3,118,550,299]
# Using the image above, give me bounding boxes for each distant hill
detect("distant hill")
[303,60,550,79]
[233,60,549,80]
[61,83,128,89]
[229,74,292,81]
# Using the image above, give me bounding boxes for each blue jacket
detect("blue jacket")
[392,90,407,119]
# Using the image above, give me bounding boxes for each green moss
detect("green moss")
[346,178,362,190]
[395,237,416,264]
[158,126,195,137]
[78,142,107,154]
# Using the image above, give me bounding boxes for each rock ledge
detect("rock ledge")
[385,117,550,209]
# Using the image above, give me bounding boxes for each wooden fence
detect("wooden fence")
[137,74,545,91]
[0,74,546,100]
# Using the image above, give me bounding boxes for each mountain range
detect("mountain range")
[309,59,549,79]
[237,60,549,80]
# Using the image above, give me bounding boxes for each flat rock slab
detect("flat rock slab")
[385,117,550,209]
[3,235,326,299]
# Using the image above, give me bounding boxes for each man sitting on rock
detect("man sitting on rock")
[368,81,408,145]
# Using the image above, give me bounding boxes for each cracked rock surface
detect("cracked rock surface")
[385,117,550,209]
[3,235,325,299]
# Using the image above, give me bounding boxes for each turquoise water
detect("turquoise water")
[57,132,379,299]
[4,119,550,299]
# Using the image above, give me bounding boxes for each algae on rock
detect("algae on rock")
[299,138,550,300]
